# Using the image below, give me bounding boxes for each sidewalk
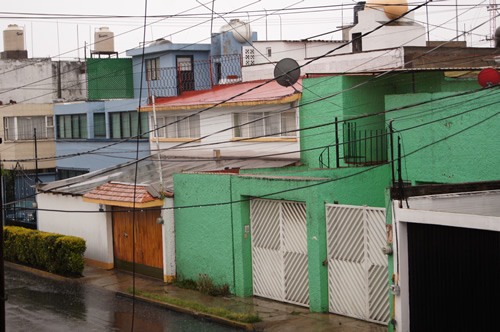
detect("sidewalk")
[9,262,387,332]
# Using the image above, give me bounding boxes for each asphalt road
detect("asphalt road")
[4,265,240,332]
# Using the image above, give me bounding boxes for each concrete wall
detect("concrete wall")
[385,88,500,184]
[173,164,390,311]
[0,103,56,170]
[242,48,405,82]
[349,7,426,52]
[54,99,150,172]
[37,193,113,268]
[299,72,478,168]
[250,40,348,65]
[0,58,86,104]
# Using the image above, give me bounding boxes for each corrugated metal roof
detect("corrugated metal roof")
[141,80,302,112]
[37,155,299,197]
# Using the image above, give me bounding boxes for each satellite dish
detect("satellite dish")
[274,58,300,87]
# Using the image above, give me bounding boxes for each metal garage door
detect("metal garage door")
[250,199,309,307]
[326,204,389,324]
[407,222,500,331]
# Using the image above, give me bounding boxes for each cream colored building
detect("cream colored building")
[0,103,56,171]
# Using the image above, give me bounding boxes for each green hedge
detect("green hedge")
[3,226,86,276]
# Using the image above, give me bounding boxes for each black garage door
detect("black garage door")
[407,222,500,332]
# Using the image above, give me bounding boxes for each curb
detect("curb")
[117,292,255,331]
[4,261,78,282]
[6,262,255,331]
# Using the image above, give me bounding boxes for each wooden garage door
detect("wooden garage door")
[112,207,163,278]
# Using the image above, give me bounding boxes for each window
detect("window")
[233,111,297,138]
[146,58,160,81]
[56,114,87,139]
[3,116,55,141]
[94,113,106,138]
[352,33,362,53]
[110,111,148,139]
[56,167,89,180]
[153,114,200,138]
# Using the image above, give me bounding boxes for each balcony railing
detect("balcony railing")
[146,54,242,98]
[319,118,389,168]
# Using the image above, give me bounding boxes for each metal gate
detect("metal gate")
[407,222,500,331]
[250,199,309,307]
[325,204,389,324]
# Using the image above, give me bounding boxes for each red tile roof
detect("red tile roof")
[83,182,164,208]
[141,80,301,111]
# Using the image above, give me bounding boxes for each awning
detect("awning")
[140,79,302,112]
[83,182,166,208]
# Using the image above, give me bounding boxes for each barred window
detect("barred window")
[146,58,160,81]
[233,111,297,138]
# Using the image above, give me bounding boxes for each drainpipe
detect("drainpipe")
[151,95,164,191]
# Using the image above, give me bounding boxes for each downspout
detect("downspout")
[151,95,164,191]
[230,176,236,292]
[57,61,62,99]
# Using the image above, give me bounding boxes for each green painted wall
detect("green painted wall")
[172,70,493,319]
[174,164,391,312]
[173,173,235,287]
[87,58,134,100]
[299,72,478,169]
[385,88,500,184]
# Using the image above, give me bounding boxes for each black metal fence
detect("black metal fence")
[147,54,242,98]
[319,118,389,168]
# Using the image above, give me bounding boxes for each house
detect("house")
[390,181,500,331]
[0,24,86,211]
[36,155,297,281]
[140,79,301,160]
[31,2,500,329]
[170,67,499,325]
[53,45,150,178]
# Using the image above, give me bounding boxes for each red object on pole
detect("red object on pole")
[478,68,500,87]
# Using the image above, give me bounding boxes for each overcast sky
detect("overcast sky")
[0,0,496,59]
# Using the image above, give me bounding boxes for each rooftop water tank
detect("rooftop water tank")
[94,27,114,53]
[220,19,251,43]
[3,24,25,51]
[366,0,408,20]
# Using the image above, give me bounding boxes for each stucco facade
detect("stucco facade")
[172,71,499,316]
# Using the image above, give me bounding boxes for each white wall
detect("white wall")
[349,8,426,52]
[151,103,300,159]
[250,41,349,65]
[0,58,53,104]
[37,193,113,265]
[242,48,405,81]
[0,58,86,104]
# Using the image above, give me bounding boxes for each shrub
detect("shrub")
[197,274,231,297]
[3,226,86,276]
[175,274,231,297]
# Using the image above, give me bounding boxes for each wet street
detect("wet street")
[4,266,240,332]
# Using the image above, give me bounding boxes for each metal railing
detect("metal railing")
[147,54,242,98]
[319,118,389,168]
